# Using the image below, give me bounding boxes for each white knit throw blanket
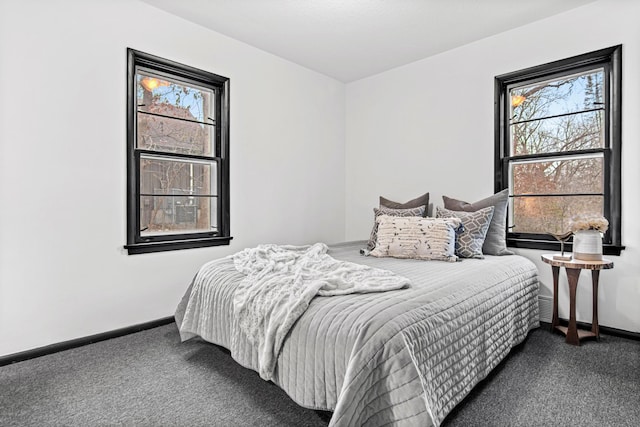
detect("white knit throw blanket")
[232,243,410,380]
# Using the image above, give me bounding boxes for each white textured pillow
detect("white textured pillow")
[370,215,461,262]
[366,205,426,250]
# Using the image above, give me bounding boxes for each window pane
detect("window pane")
[137,113,214,156]
[511,110,603,155]
[511,195,603,234]
[140,155,217,196]
[136,69,214,156]
[140,195,218,236]
[210,196,218,232]
[510,69,603,124]
[511,155,603,195]
[137,70,214,121]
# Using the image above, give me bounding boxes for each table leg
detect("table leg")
[565,268,582,346]
[551,266,560,332]
[591,270,600,339]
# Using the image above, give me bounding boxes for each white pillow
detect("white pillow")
[370,215,461,262]
[366,205,426,250]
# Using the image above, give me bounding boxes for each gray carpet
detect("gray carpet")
[444,327,640,427]
[0,323,638,426]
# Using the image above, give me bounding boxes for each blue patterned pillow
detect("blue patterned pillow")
[436,206,494,259]
[443,189,513,255]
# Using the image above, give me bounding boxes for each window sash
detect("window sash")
[507,154,608,240]
[135,67,217,158]
[133,151,221,243]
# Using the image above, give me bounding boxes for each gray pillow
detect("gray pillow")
[367,205,426,250]
[436,206,494,259]
[443,189,514,256]
[380,193,429,217]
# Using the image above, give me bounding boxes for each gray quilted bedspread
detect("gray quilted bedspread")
[175,241,539,426]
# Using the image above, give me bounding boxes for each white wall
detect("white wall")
[0,0,345,356]
[345,0,640,333]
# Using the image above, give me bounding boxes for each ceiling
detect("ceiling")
[141,0,597,83]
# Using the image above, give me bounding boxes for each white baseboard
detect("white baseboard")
[538,295,553,322]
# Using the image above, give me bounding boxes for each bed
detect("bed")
[175,241,539,426]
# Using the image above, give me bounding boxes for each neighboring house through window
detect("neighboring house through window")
[126,49,231,254]
[495,45,622,255]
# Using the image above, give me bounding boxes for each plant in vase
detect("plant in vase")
[570,215,609,261]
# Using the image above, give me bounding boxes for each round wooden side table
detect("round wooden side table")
[541,254,614,346]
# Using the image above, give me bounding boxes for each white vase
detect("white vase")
[573,230,603,261]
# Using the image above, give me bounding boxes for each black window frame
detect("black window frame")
[494,45,623,256]
[125,49,231,255]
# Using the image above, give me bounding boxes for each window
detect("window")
[126,49,231,254]
[495,46,622,255]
